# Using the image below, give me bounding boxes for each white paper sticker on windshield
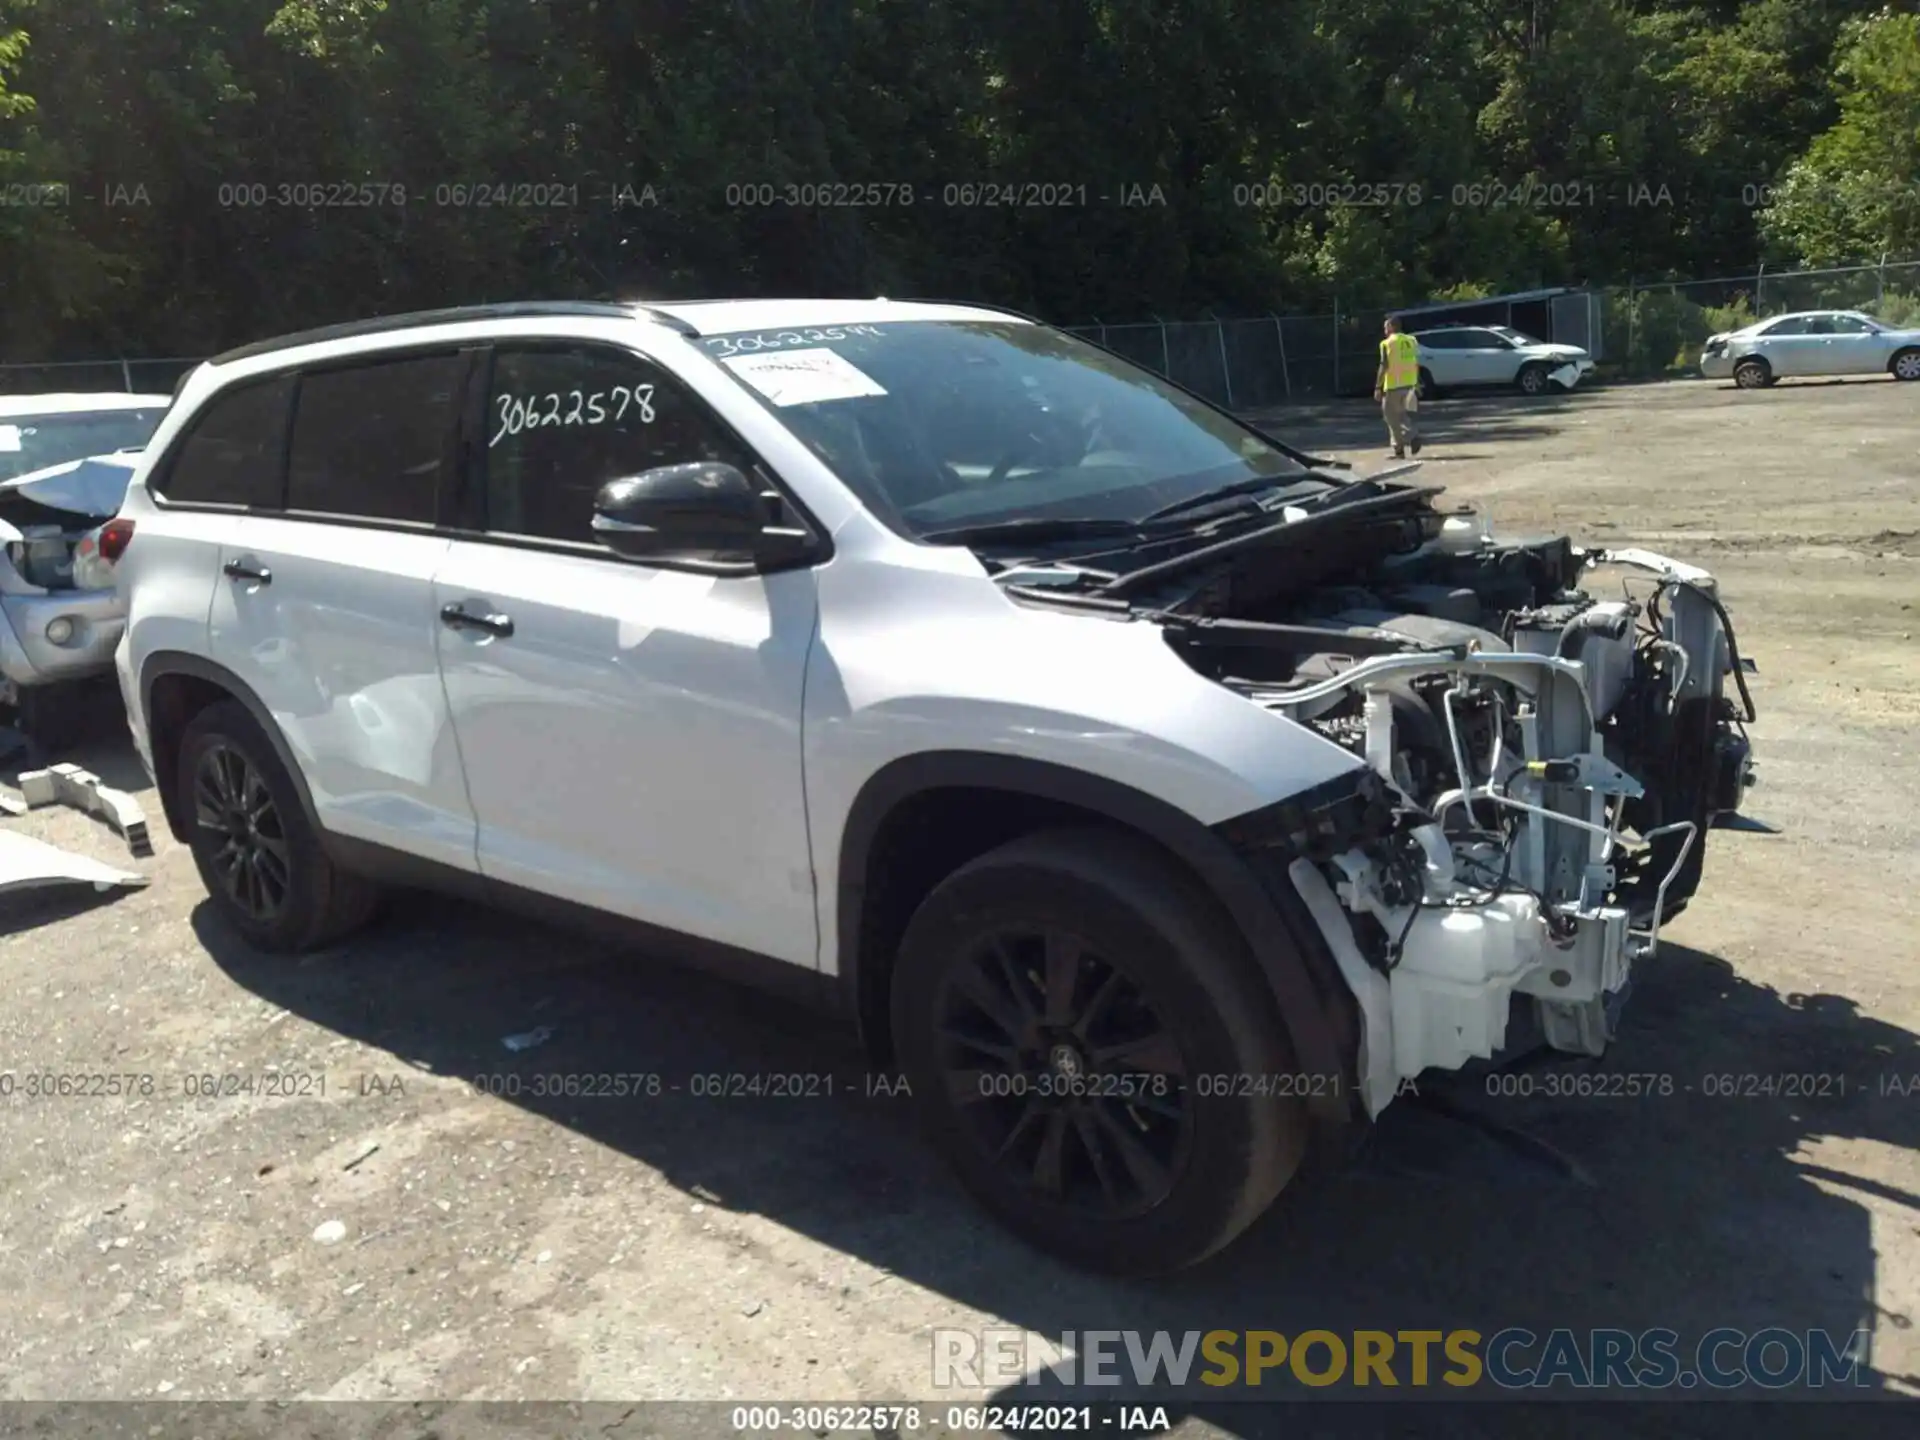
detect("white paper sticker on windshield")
[0,425,20,453]
[722,348,887,407]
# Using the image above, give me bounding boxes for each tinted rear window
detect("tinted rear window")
[286,353,467,523]
[155,379,291,506]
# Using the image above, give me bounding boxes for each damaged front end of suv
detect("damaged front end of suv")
[1000,471,1758,1116]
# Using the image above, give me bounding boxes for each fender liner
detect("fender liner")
[837,751,1365,1133]
[138,651,324,843]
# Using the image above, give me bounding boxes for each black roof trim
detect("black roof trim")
[208,302,699,366]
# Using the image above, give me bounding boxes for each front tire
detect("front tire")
[891,827,1307,1275]
[1516,362,1551,396]
[1892,348,1920,382]
[1733,357,1771,390]
[177,699,380,953]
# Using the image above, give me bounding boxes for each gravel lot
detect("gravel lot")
[1,373,1916,1435]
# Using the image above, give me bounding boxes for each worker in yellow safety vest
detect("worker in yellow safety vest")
[1374,315,1423,459]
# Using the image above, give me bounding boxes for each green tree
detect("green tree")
[1759,8,1920,263]
[0,0,1909,361]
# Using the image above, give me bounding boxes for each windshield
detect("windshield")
[699,320,1308,538]
[0,408,166,482]
[1489,327,1541,346]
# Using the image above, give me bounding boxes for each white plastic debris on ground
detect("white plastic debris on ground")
[0,828,147,898]
[501,1025,556,1053]
[14,763,151,857]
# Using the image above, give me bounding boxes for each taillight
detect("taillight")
[97,518,136,563]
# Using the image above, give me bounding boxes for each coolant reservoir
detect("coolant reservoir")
[1388,894,1541,1075]
[1398,902,1528,983]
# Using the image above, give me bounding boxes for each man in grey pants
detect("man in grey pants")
[1374,315,1423,458]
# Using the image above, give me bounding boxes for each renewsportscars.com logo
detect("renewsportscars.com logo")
[931,1327,1872,1392]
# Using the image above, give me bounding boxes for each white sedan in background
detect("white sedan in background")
[1700,310,1920,389]
[1410,325,1596,398]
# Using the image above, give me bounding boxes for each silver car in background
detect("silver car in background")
[1700,310,1920,389]
[0,393,170,739]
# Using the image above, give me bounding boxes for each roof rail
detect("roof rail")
[207,300,698,366]
[890,298,1045,324]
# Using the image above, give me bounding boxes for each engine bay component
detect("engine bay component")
[1146,504,1757,1112]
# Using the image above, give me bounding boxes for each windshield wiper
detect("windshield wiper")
[924,481,1347,547]
[1142,476,1311,524]
[1239,424,1352,472]
[918,516,1145,546]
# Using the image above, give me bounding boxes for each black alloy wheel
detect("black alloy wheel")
[192,740,292,922]
[175,698,381,952]
[935,925,1192,1217]
[892,827,1311,1274]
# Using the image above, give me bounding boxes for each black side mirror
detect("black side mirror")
[590,462,816,567]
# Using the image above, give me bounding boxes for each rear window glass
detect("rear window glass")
[286,354,467,523]
[154,379,291,507]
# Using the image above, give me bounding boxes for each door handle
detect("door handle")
[439,603,514,638]
[222,559,272,585]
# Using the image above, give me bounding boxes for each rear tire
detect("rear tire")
[176,699,381,953]
[890,827,1307,1275]
[1892,348,1920,382]
[1733,357,1771,390]
[1417,367,1440,401]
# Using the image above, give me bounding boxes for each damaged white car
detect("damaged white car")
[1411,324,1595,398]
[0,394,168,739]
[115,302,1752,1275]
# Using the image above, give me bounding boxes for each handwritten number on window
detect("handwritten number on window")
[490,384,657,447]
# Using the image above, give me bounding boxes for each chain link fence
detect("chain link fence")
[0,356,201,398]
[1066,312,1395,410]
[5,257,1915,405]
[1068,256,1920,406]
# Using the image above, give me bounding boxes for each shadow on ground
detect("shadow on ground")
[0,884,136,940]
[1244,389,1585,457]
[2,684,150,794]
[192,874,1920,1431]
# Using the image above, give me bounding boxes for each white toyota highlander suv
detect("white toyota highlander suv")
[112,299,1757,1274]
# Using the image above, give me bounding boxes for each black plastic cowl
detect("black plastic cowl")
[1212,767,1397,862]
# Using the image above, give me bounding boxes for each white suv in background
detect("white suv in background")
[1411,325,1595,398]
[112,300,1755,1274]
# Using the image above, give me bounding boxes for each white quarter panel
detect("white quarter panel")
[113,482,241,723]
[803,533,1368,976]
